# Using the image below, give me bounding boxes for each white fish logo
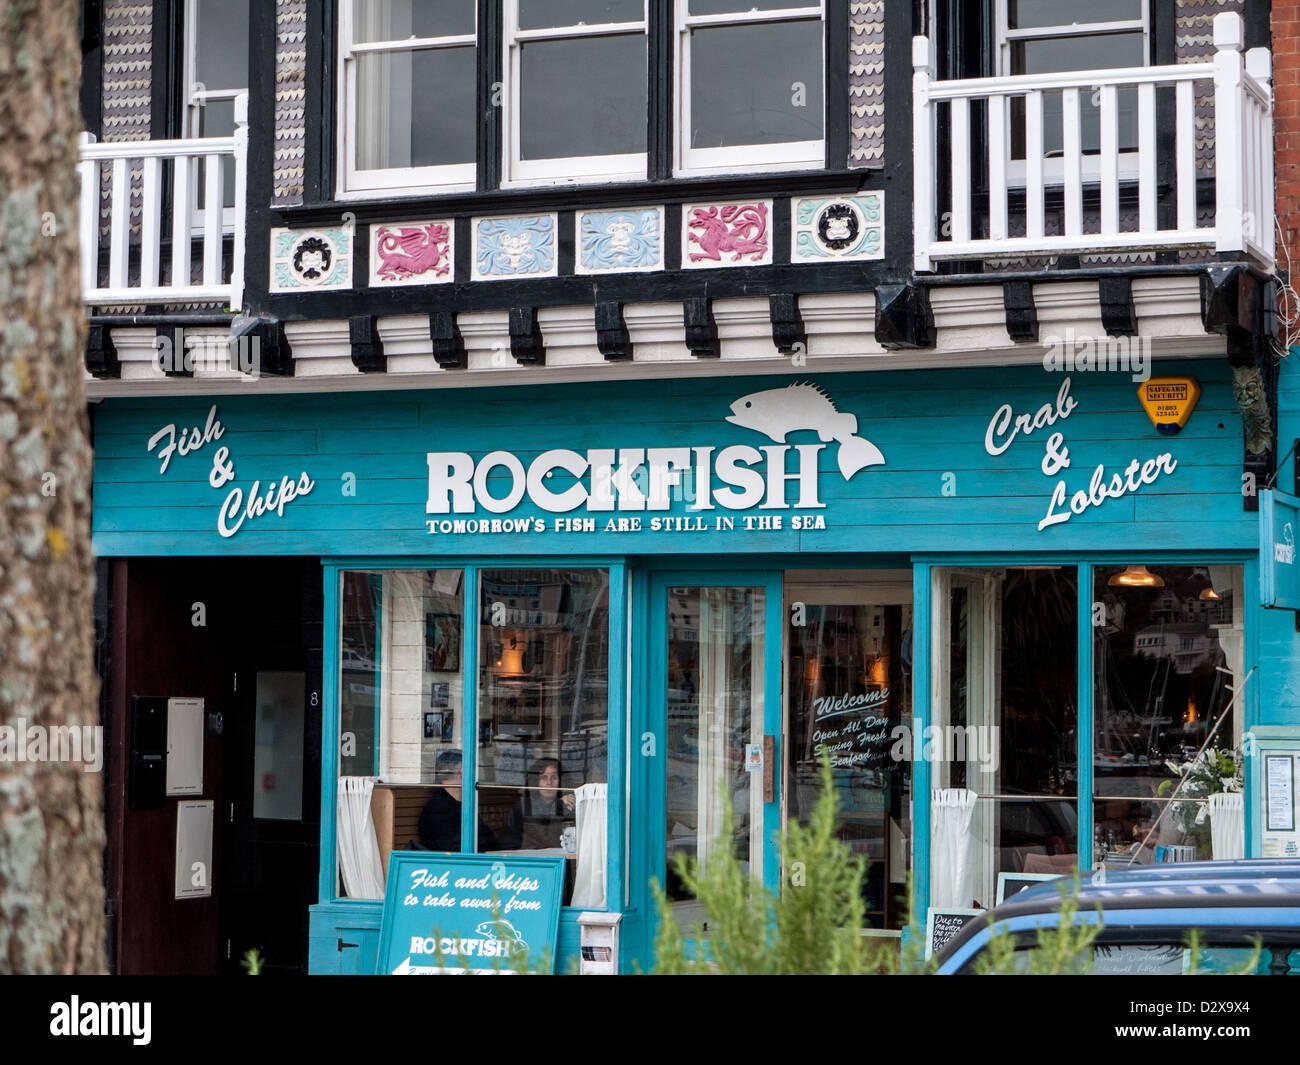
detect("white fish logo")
[725,384,885,480]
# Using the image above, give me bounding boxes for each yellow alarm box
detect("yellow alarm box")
[1137,377,1201,435]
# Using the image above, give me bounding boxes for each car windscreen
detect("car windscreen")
[958,927,1300,975]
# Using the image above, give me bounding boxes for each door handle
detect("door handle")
[763,734,775,804]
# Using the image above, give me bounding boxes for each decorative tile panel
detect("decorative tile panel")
[369,221,455,286]
[575,207,664,274]
[682,201,773,269]
[849,0,886,168]
[269,226,354,292]
[791,193,884,263]
[273,0,308,206]
[472,214,558,281]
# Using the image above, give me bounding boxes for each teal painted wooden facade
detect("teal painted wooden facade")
[90,357,1299,973]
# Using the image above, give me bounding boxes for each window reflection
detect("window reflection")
[665,586,763,928]
[933,568,1079,910]
[476,570,609,904]
[1094,565,1243,865]
[788,602,912,929]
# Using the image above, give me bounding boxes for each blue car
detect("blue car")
[935,861,1300,975]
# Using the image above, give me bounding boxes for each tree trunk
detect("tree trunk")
[0,0,105,973]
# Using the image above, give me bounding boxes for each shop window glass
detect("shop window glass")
[664,586,765,928]
[1093,565,1243,867]
[787,595,913,929]
[340,569,465,783]
[337,569,465,898]
[932,568,1079,910]
[476,569,609,905]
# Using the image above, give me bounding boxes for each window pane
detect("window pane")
[1093,565,1243,865]
[1007,937,1300,975]
[1009,34,1144,155]
[788,601,913,929]
[196,0,248,90]
[1008,0,1142,29]
[193,100,238,208]
[253,671,305,821]
[476,570,608,860]
[520,35,647,159]
[689,0,817,13]
[354,47,476,169]
[933,568,1078,908]
[1010,33,1144,75]
[340,570,465,786]
[518,0,643,29]
[352,0,475,42]
[666,587,762,927]
[340,571,380,778]
[689,21,822,148]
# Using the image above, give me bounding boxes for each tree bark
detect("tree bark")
[0,0,105,973]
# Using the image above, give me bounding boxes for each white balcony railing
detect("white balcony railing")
[913,12,1273,272]
[78,93,247,308]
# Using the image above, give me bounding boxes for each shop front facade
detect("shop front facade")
[90,350,1289,972]
[77,0,1290,973]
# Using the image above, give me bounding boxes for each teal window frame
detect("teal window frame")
[911,551,1259,911]
[320,556,628,916]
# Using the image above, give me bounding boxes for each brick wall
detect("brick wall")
[1276,1,1300,268]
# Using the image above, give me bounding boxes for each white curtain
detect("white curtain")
[1208,792,1245,860]
[931,788,978,909]
[354,0,407,171]
[571,782,608,909]
[337,776,386,900]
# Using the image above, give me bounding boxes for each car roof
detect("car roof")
[1010,860,1300,907]
[935,861,1300,969]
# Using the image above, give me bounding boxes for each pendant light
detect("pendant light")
[1108,565,1165,588]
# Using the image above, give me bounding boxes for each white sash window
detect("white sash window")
[340,0,478,196]
[503,0,649,187]
[676,0,825,176]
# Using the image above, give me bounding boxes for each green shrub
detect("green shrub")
[652,758,900,974]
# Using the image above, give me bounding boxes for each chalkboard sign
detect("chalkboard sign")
[925,907,981,959]
[995,872,1059,905]
[375,852,566,974]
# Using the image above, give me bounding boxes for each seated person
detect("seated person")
[417,749,498,852]
[498,757,575,851]
[416,749,463,851]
